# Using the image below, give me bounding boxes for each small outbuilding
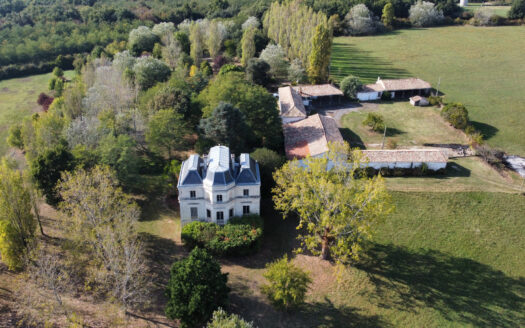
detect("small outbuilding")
[409,96,429,106]
[278,86,307,124]
[361,149,448,171]
[357,77,432,102]
[292,84,344,106]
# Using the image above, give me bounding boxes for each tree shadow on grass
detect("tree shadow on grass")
[385,127,405,137]
[340,128,366,149]
[357,243,525,327]
[228,277,389,328]
[330,43,410,82]
[140,233,186,316]
[470,121,499,141]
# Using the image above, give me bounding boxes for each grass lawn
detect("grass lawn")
[464,4,510,17]
[135,193,525,328]
[340,101,467,148]
[0,71,74,156]
[330,26,525,155]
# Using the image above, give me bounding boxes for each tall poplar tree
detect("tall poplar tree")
[241,27,256,66]
[308,24,332,84]
[190,22,204,65]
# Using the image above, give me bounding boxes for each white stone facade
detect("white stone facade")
[177,146,261,227]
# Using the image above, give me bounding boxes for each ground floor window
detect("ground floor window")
[243,205,250,215]
[229,208,234,218]
[217,211,224,220]
[207,209,211,218]
[190,207,198,219]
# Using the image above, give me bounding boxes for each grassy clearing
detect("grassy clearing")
[0,71,74,156]
[340,101,467,148]
[331,26,525,155]
[464,4,510,17]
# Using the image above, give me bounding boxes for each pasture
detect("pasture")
[464,3,511,17]
[330,26,525,155]
[0,71,74,156]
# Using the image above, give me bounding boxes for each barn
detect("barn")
[361,149,448,171]
[292,84,344,106]
[278,86,307,124]
[357,77,432,101]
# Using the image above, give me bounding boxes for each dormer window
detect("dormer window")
[190,190,196,199]
[217,194,223,202]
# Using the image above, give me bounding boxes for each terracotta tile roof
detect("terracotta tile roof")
[362,149,449,163]
[362,78,432,93]
[292,84,344,97]
[278,86,307,118]
[283,114,344,159]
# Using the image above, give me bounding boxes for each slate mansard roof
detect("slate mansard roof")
[178,146,260,187]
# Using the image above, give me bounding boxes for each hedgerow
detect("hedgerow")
[181,215,263,256]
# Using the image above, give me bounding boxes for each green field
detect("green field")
[331,26,525,156]
[137,192,525,328]
[0,71,74,156]
[340,102,467,148]
[464,4,511,17]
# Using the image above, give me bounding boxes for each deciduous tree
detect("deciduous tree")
[241,27,256,67]
[146,109,191,159]
[0,160,36,270]
[308,24,332,84]
[273,142,393,263]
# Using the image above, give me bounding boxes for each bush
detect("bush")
[219,63,243,75]
[345,4,382,36]
[165,248,230,328]
[386,138,397,149]
[340,75,362,99]
[261,255,311,310]
[207,308,254,328]
[381,91,391,100]
[181,216,264,257]
[441,102,469,129]
[476,145,505,169]
[409,1,444,27]
[509,0,525,19]
[428,95,443,106]
[362,113,385,132]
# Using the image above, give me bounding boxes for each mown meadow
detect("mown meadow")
[331,26,525,156]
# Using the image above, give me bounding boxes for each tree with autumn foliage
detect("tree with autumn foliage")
[308,24,333,84]
[272,142,393,264]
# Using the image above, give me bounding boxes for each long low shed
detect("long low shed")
[361,149,448,171]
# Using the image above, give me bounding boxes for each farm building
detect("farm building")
[283,113,343,160]
[177,146,261,227]
[278,86,307,123]
[292,84,344,106]
[410,95,429,106]
[362,149,448,171]
[357,77,432,101]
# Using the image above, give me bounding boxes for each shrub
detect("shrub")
[207,308,254,328]
[261,255,311,310]
[428,95,443,106]
[509,0,525,19]
[7,124,24,150]
[165,248,230,328]
[381,91,391,100]
[386,139,398,149]
[340,75,362,99]
[218,63,243,75]
[409,1,444,27]
[441,102,469,129]
[362,113,385,132]
[181,216,264,257]
[476,145,505,169]
[345,4,382,36]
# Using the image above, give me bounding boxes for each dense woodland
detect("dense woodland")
[2,0,523,80]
